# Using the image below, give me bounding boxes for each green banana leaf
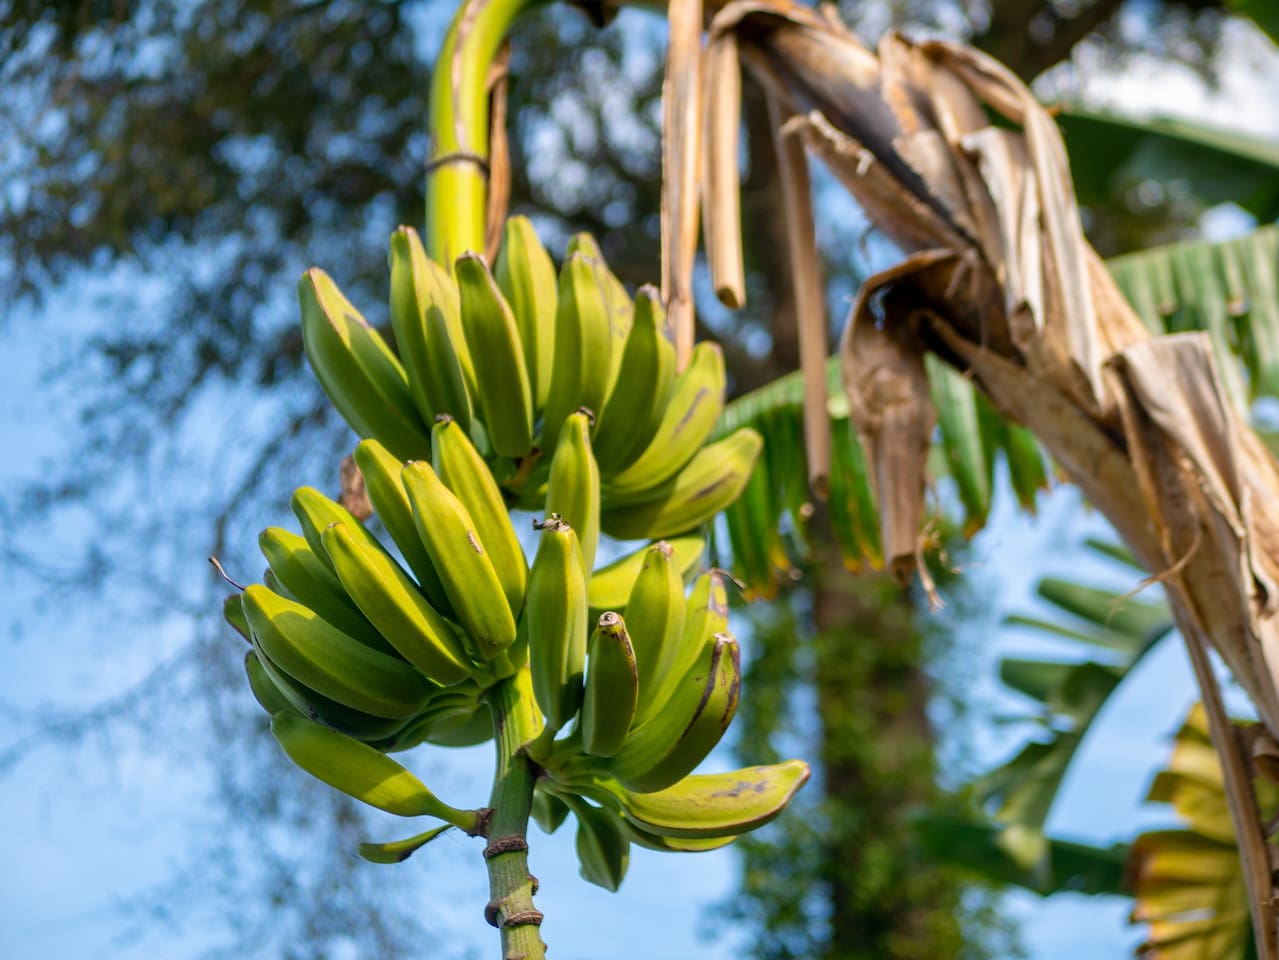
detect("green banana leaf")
[975,552,1174,875]
[1058,109,1279,220]
[914,812,1129,897]
[1129,703,1278,959]
[714,223,1279,596]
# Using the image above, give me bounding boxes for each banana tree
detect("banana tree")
[223,0,1279,955]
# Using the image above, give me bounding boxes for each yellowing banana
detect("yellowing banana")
[541,252,613,454]
[241,583,434,719]
[388,226,473,430]
[298,267,431,461]
[258,525,391,654]
[431,415,527,616]
[494,216,557,409]
[604,341,726,498]
[320,521,476,686]
[271,712,476,828]
[351,438,455,617]
[586,533,706,614]
[623,542,686,722]
[657,571,729,709]
[455,253,534,459]
[566,232,632,392]
[545,410,601,573]
[600,428,764,541]
[401,460,517,662]
[608,631,741,793]
[605,761,810,839]
[579,612,639,758]
[591,286,676,473]
[525,518,588,732]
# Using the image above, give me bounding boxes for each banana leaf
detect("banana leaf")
[715,224,1279,596]
[1058,109,1279,220]
[1129,703,1279,960]
[975,550,1175,873]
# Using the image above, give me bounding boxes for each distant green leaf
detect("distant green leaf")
[1229,0,1279,46]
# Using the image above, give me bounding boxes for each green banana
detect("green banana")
[586,533,706,614]
[607,631,741,793]
[388,226,473,430]
[241,583,433,719]
[623,542,686,722]
[423,701,494,747]
[525,518,588,732]
[540,252,614,454]
[600,428,763,541]
[591,286,676,473]
[271,712,476,828]
[258,525,393,654]
[358,824,453,864]
[298,267,431,460]
[454,253,534,458]
[494,216,557,410]
[431,415,527,616]
[566,232,632,391]
[603,341,726,498]
[545,410,601,573]
[604,761,810,839]
[400,460,518,662]
[320,521,475,686]
[579,612,639,758]
[248,636,414,740]
[224,593,251,641]
[351,438,455,617]
[244,648,299,718]
[656,571,729,710]
[566,793,630,891]
[619,819,736,853]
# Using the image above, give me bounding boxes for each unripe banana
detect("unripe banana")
[388,226,473,430]
[579,612,639,758]
[454,253,534,458]
[431,415,527,616]
[298,267,431,460]
[244,649,298,718]
[258,525,393,654]
[623,542,686,721]
[603,341,726,498]
[248,634,416,740]
[600,428,763,541]
[605,760,810,839]
[591,286,676,472]
[241,584,433,719]
[545,410,601,573]
[494,216,557,409]
[423,702,494,748]
[525,518,588,732]
[655,571,729,711]
[400,460,518,662]
[224,593,251,641]
[540,252,613,454]
[586,533,706,615]
[566,792,631,891]
[351,439,455,618]
[531,782,571,834]
[619,819,736,852]
[607,631,741,793]
[320,521,476,687]
[566,232,633,391]
[271,712,476,827]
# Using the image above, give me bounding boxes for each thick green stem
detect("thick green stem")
[426,0,543,265]
[482,666,547,960]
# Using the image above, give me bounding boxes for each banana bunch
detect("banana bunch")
[298,216,763,544]
[520,548,811,889]
[225,215,807,898]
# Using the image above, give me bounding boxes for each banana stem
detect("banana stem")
[426,0,544,266]
[482,666,547,960]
